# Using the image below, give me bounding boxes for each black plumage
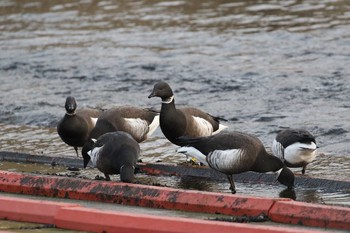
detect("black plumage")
[57,96,103,157]
[82,106,159,168]
[148,81,227,145]
[87,131,140,182]
[272,128,318,174]
[177,131,295,194]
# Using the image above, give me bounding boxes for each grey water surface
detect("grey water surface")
[0,0,349,206]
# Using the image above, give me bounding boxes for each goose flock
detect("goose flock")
[57,81,318,194]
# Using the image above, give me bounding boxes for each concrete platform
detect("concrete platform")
[0,151,349,232]
[0,170,349,232]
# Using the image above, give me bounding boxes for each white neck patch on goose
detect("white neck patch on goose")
[162,95,174,104]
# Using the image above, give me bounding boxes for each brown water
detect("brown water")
[0,0,350,206]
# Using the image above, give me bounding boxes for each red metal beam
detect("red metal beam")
[269,200,350,230]
[55,206,322,233]
[0,196,79,224]
[0,170,277,217]
[0,170,349,231]
[0,196,324,233]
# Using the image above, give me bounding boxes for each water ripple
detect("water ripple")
[0,0,350,193]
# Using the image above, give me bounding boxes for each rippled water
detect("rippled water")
[0,0,350,205]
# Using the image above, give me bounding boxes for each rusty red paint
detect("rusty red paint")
[55,206,324,233]
[0,170,350,231]
[139,164,179,176]
[0,170,278,217]
[1,151,350,190]
[0,196,324,233]
[0,196,79,224]
[269,201,350,230]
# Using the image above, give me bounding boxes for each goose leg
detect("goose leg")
[227,175,236,194]
[302,165,306,175]
[104,174,111,181]
[74,146,79,157]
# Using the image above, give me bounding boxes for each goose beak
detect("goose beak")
[148,92,156,98]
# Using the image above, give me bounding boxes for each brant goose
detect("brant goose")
[148,81,227,145]
[57,96,102,157]
[82,106,159,168]
[87,131,140,182]
[272,128,317,174]
[176,131,295,194]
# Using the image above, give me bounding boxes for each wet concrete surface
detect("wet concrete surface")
[1,124,349,183]
[0,219,85,233]
[0,152,349,232]
[0,156,349,208]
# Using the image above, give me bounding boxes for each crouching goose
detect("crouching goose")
[87,132,140,182]
[148,81,227,145]
[272,128,317,174]
[176,131,295,194]
[82,106,159,168]
[57,96,103,157]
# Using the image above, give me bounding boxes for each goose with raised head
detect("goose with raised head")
[148,81,227,145]
[57,96,103,157]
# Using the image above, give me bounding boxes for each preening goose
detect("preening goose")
[272,128,317,174]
